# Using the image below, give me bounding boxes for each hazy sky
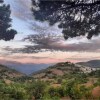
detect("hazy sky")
[0,0,100,64]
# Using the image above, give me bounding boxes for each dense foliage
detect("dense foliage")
[0,0,17,40]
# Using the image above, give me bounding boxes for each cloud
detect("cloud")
[5,0,33,21]
[20,34,100,53]
[9,55,49,60]
[2,33,100,54]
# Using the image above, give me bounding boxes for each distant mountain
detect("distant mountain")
[0,59,52,75]
[7,63,52,75]
[0,64,24,80]
[77,60,100,68]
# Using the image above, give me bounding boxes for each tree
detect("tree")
[0,0,17,41]
[32,0,100,39]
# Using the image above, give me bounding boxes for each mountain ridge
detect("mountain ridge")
[0,59,100,76]
[77,60,100,68]
[0,59,52,75]
[0,64,24,81]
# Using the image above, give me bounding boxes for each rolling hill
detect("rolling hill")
[0,64,24,81]
[32,61,93,79]
[32,61,100,83]
[31,61,100,100]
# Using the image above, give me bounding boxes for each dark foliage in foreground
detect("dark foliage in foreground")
[0,0,17,41]
[32,0,100,39]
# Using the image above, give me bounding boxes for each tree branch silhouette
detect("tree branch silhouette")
[32,0,100,39]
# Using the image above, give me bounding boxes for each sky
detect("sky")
[0,0,100,64]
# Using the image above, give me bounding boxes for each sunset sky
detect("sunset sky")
[0,0,100,64]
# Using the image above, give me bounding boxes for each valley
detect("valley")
[1,0,100,100]
[0,60,100,100]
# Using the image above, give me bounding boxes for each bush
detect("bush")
[27,80,47,99]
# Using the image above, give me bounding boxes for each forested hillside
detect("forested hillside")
[0,62,100,100]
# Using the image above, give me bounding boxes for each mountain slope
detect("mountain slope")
[32,62,84,79]
[0,64,24,80]
[77,60,100,68]
[32,61,100,80]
